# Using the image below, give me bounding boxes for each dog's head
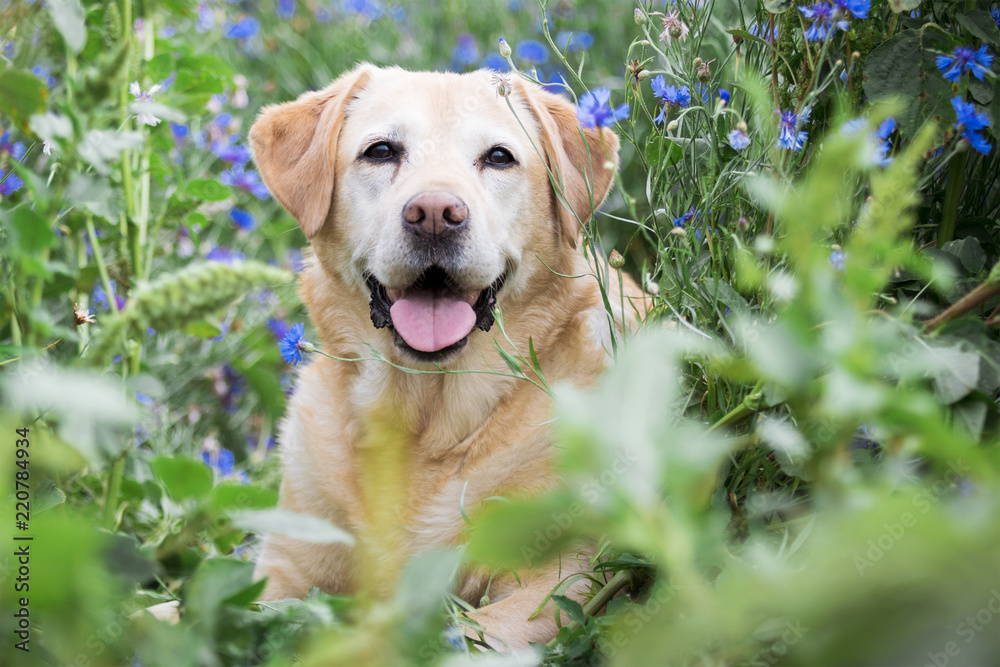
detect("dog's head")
[250,65,618,363]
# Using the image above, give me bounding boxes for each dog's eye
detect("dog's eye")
[484,146,515,167]
[364,142,397,161]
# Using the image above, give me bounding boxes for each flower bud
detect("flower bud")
[693,57,703,69]
[737,120,748,134]
[638,70,651,80]
[667,120,678,131]
[609,249,625,269]
[737,217,748,230]
[697,63,711,82]
[670,226,686,237]
[731,30,743,45]
[498,37,511,58]
[669,25,682,39]
[634,8,646,25]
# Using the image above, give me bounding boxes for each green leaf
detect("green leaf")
[930,347,980,404]
[209,483,278,512]
[78,130,144,175]
[184,319,223,339]
[151,456,214,501]
[4,204,56,253]
[66,173,124,223]
[0,70,49,131]
[644,135,683,169]
[941,238,986,275]
[29,112,73,144]
[863,31,950,135]
[762,0,793,11]
[130,101,187,124]
[465,492,582,568]
[147,54,176,82]
[232,509,355,545]
[47,0,88,52]
[955,11,1000,47]
[185,178,231,202]
[553,595,586,626]
[184,559,259,628]
[888,0,920,11]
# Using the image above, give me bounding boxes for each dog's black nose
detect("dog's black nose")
[402,191,468,240]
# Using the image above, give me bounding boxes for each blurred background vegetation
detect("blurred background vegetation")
[1,0,998,665]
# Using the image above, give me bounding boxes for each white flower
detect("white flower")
[42,141,53,156]
[129,80,162,127]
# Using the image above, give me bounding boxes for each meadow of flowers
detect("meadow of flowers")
[1,0,999,665]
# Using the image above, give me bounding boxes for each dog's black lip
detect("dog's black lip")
[365,268,507,351]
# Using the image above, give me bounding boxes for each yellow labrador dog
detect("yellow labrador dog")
[249,64,645,649]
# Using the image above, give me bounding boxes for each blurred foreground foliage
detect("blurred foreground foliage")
[1,0,999,665]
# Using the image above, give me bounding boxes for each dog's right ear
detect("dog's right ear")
[249,65,373,239]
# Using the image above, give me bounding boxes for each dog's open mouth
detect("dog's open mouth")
[366,266,505,359]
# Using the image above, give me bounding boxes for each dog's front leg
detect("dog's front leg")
[466,558,590,651]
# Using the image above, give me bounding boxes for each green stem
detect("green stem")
[582,569,632,617]
[86,215,121,314]
[939,151,966,246]
[102,453,127,530]
[707,380,767,433]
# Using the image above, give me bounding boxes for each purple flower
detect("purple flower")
[728,124,751,150]
[0,130,26,160]
[160,25,177,38]
[277,0,296,19]
[935,45,993,84]
[206,246,245,264]
[220,164,270,199]
[952,97,992,155]
[0,169,24,196]
[776,107,810,151]
[576,88,629,129]
[555,31,594,52]
[829,249,847,271]
[451,33,479,67]
[279,322,311,365]
[799,3,845,41]
[650,76,690,124]
[92,280,126,311]
[225,17,260,39]
[268,318,290,341]
[31,64,55,88]
[748,21,779,42]
[515,39,548,63]
[672,207,700,227]
[343,0,384,20]
[202,447,235,477]
[834,0,869,19]
[229,207,256,231]
[195,3,215,32]
[211,134,252,165]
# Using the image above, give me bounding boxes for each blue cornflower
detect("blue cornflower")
[229,208,256,231]
[268,317,290,341]
[220,164,270,199]
[799,3,844,41]
[834,0,869,19]
[776,107,810,151]
[2,40,15,58]
[555,31,594,52]
[451,33,479,67]
[650,76,690,124]
[576,88,629,129]
[212,134,252,165]
[829,249,847,271]
[160,25,177,38]
[952,97,993,155]
[195,2,215,32]
[0,130,26,160]
[202,447,235,477]
[343,0,384,20]
[673,207,698,227]
[92,280,126,311]
[483,52,510,72]
[935,45,993,84]
[225,17,260,39]
[515,39,548,63]
[279,322,314,365]
[719,89,731,107]
[315,6,333,22]
[277,0,295,19]
[841,116,896,166]
[0,169,24,196]
[31,64,56,88]
[748,21,779,42]
[170,123,189,145]
[728,123,751,150]
[206,246,245,264]
[992,6,1000,28]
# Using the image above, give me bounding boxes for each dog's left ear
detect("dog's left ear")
[249,64,374,239]
[518,82,620,248]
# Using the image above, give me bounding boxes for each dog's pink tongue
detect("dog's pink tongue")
[390,292,476,353]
